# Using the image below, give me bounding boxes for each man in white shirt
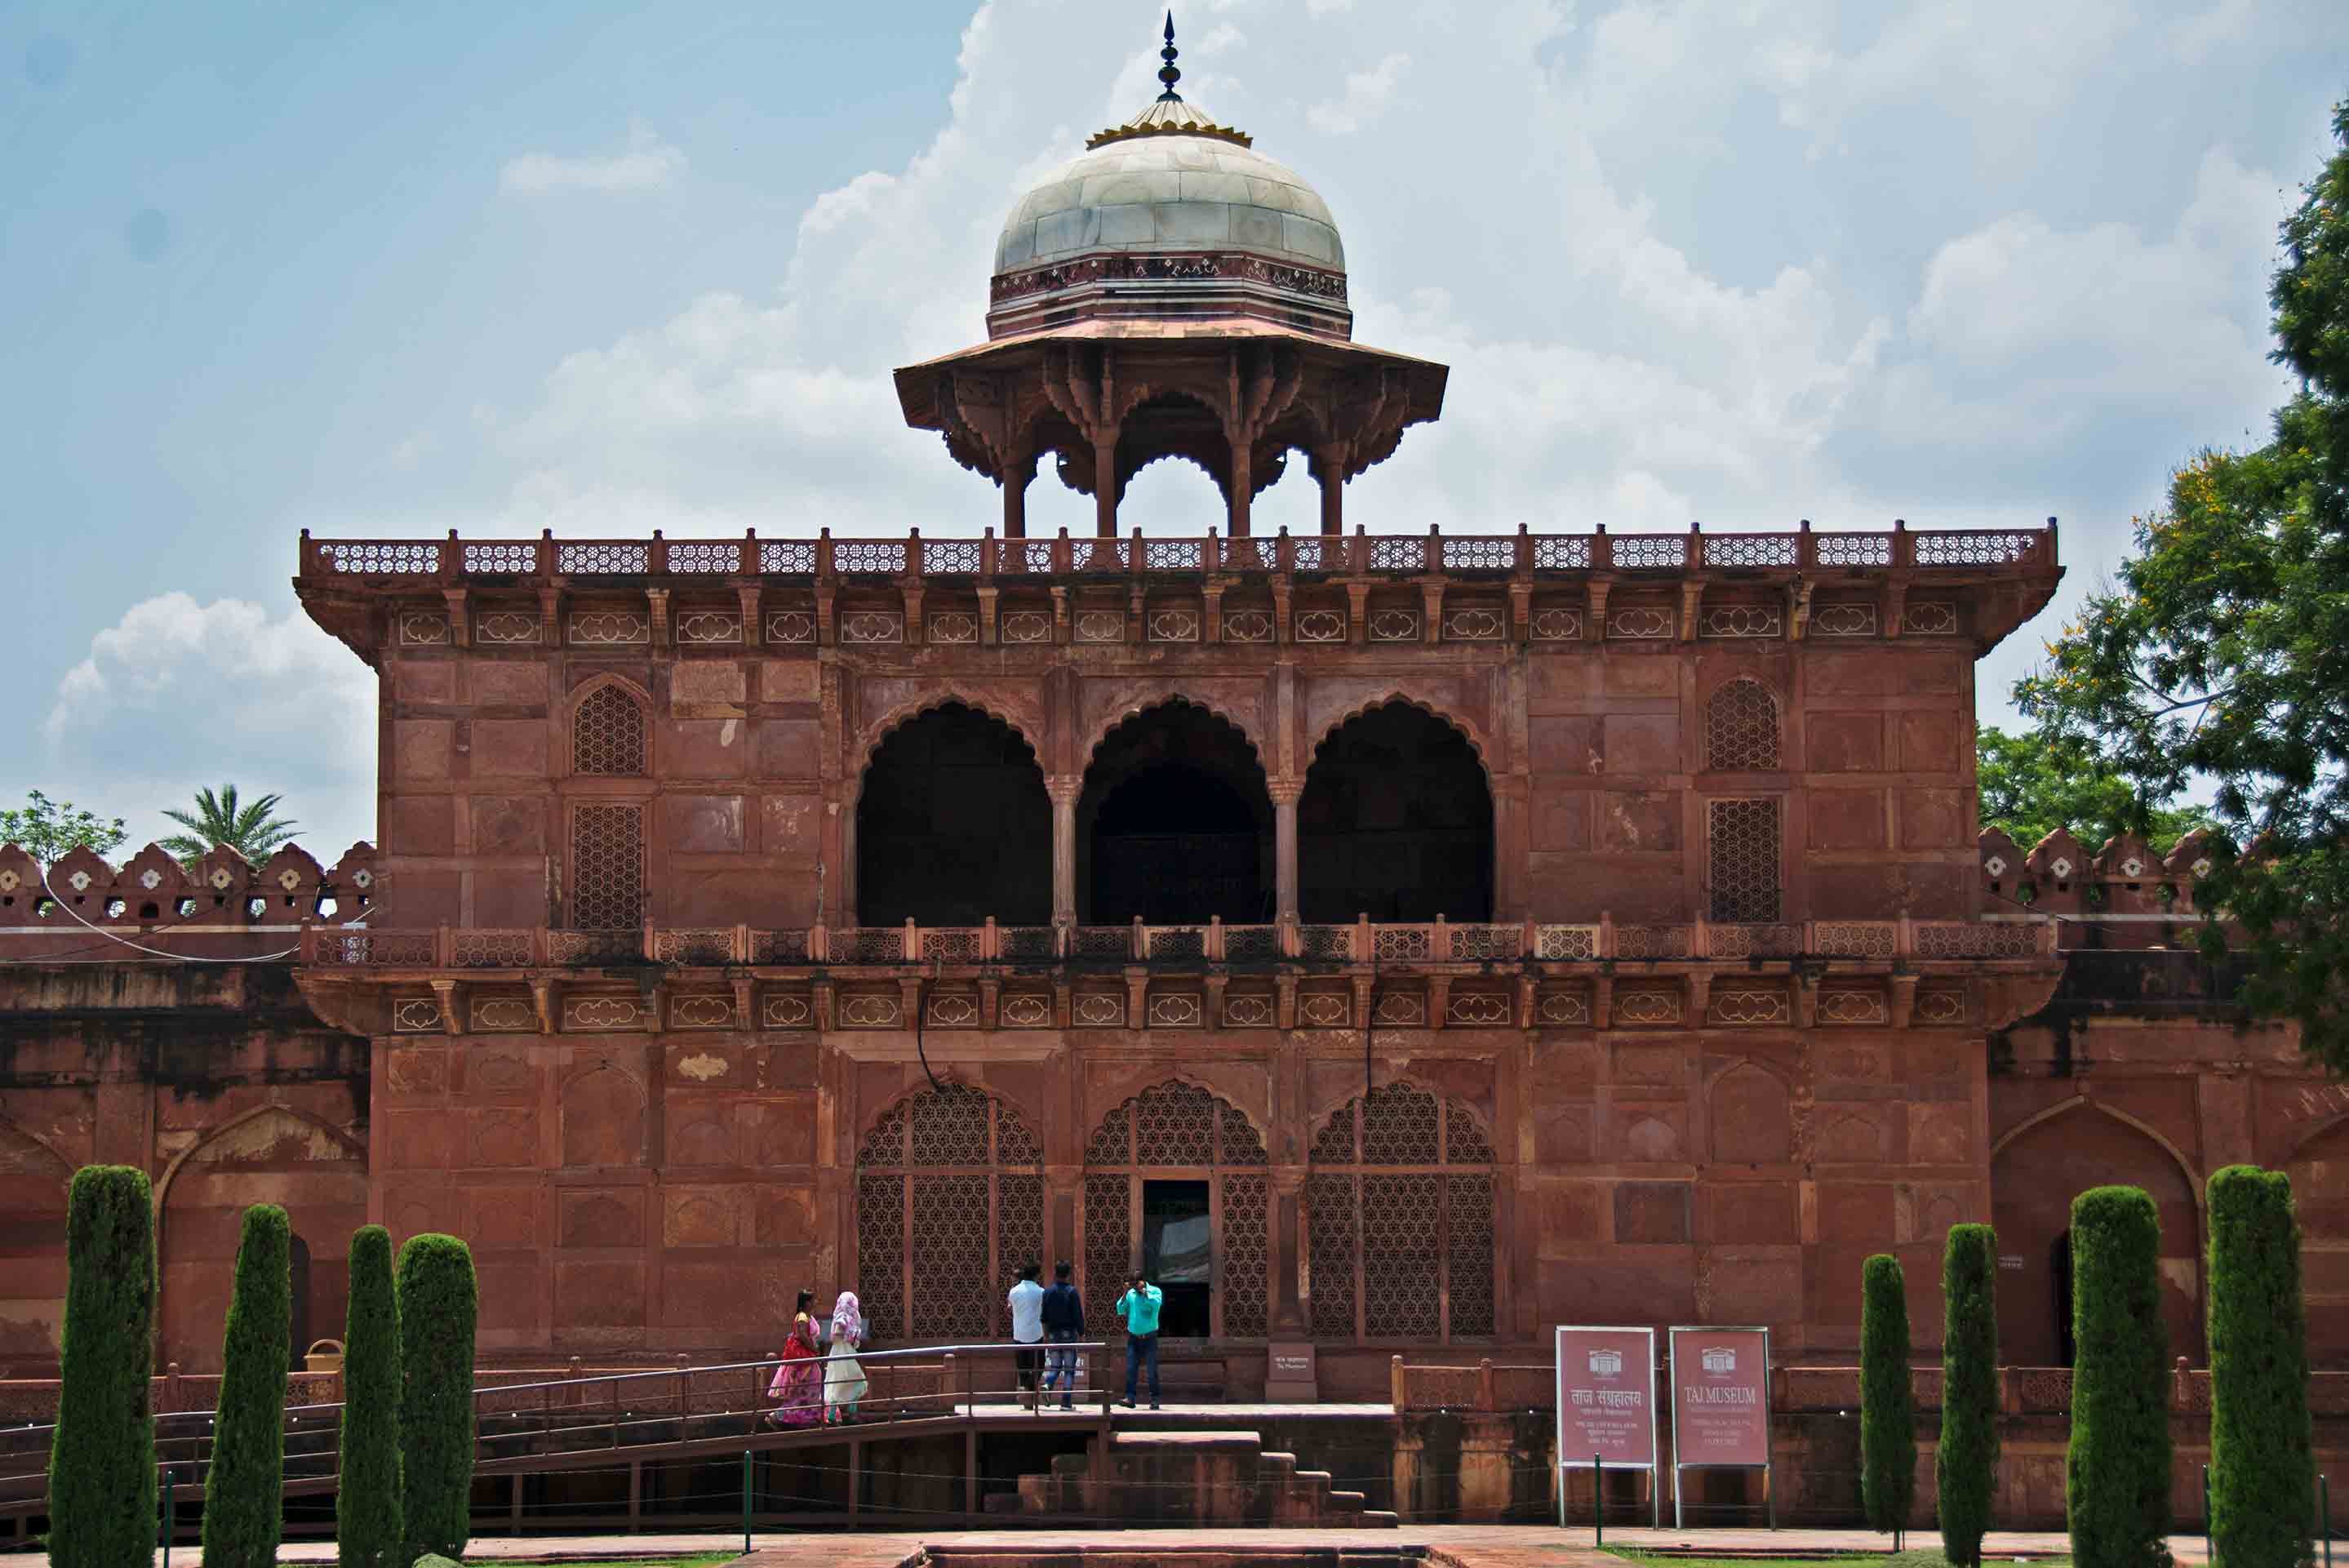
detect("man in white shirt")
[1007,1259,1046,1410]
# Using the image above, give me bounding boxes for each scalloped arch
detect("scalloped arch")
[1079,693,1268,776]
[1086,1073,1269,1162]
[569,669,654,709]
[853,693,1049,802]
[1304,1073,1499,1162]
[853,1074,1045,1164]
[1308,693,1492,777]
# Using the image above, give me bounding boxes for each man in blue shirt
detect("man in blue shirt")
[1115,1273,1164,1409]
[1040,1259,1086,1411]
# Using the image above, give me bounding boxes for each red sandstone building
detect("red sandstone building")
[0,43,2335,1524]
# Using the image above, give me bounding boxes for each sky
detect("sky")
[3,0,2344,863]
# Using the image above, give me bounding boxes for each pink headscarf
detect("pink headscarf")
[830,1290,864,1346]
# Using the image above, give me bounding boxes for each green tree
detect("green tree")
[2208,1166,2312,1568]
[203,1204,291,1568]
[48,1165,157,1568]
[0,791,127,864]
[2066,1186,2172,1568]
[2016,99,2349,1067]
[397,1234,477,1565]
[1858,1254,1915,1546]
[338,1225,403,1568]
[159,784,298,866]
[1975,726,2209,853]
[1937,1224,2001,1566]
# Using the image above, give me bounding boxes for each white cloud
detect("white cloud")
[1308,53,1409,136]
[42,594,376,861]
[500,120,686,193]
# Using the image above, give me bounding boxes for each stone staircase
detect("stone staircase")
[1001,1429,1399,1528]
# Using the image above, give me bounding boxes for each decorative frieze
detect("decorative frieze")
[564,994,650,1032]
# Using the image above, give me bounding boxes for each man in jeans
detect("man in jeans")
[1006,1259,1046,1410]
[1039,1259,1085,1410]
[1115,1273,1164,1410]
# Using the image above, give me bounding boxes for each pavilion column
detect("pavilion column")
[1001,451,1034,540]
[1271,780,1301,924]
[1092,437,1119,539]
[1047,775,1081,927]
[1313,443,1347,535]
[1228,437,1254,538]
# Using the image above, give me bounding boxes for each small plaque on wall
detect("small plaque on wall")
[1266,1342,1317,1404]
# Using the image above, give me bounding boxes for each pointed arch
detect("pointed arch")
[1991,1094,2205,1368]
[854,1080,1045,1344]
[1300,698,1494,923]
[156,1102,366,1373]
[1308,692,1492,777]
[571,673,651,777]
[1078,691,1268,775]
[560,1063,646,1168]
[855,700,1050,926]
[1304,1078,1496,1344]
[1708,1059,1794,1164]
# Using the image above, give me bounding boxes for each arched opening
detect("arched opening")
[158,1108,366,1372]
[853,1083,1043,1344]
[2049,1229,2076,1368]
[1306,1082,1496,1344]
[1078,701,1272,926]
[2287,1118,2349,1359]
[1081,1082,1269,1341]
[0,1125,70,1367]
[857,703,1050,926]
[1990,1102,2202,1367]
[1300,702,1493,923]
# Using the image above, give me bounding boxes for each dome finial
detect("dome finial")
[1157,11,1182,101]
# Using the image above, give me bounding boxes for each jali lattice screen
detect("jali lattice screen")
[853,1083,1044,1343]
[1306,1082,1497,1341]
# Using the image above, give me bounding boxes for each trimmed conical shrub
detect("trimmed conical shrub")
[2066,1185,2171,1568]
[337,1225,402,1568]
[1937,1223,2001,1565]
[49,1165,158,1568]
[203,1204,291,1568]
[397,1234,476,1565]
[2208,1166,2312,1568]
[1859,1252,1915,1544]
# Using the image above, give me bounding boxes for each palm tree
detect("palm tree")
[159,784,299,866]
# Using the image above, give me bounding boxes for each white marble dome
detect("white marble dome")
[994,129,1344,278]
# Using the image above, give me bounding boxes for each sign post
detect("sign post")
[1667,1326,1773,1530]
[1555,1326,1660,1530]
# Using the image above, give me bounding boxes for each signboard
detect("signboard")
[1555,1326,1657,1467]
[1265,1341,1317,1404]
[1666,1326,1774,1527]
[1668,1326,1771,1467]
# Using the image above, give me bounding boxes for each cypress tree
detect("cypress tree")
[2208,1166,2313,1568]
[48,1165,157,1568]
[2066,1185,2172,1568]
[337,1225,402,1568]
[202,1204,291,1568]
[397,1233,477,1565]
[1937,1223,2001,1566]
[1859,1252,1915,1546]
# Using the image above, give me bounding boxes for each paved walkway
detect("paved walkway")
[149,1521,2238,1568]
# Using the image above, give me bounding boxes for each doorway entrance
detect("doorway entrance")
[1143,1179,1211,1338]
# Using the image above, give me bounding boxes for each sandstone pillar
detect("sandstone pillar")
[1093,438,1119,538]
[1314,444,1346,535]
[1272,781,1301,923]
[1228,437,1253,538]
[1048,775,1081,926]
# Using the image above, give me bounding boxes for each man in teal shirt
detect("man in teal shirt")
[1115,1274,1164,1409]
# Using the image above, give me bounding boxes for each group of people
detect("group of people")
[765,1265,1171,1427]
[1007,1260,1166,1411]
[764,1288,869,1427]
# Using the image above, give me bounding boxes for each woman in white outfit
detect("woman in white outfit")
[824,1289,868,1423]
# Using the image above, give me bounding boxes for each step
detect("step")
[1361,1508,1401,1529]
[1108,1428,1261,1450]
[1328,1488,1367,1513]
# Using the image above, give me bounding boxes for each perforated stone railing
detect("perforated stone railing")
[298,913,2055,970]
[300,522,2056,586]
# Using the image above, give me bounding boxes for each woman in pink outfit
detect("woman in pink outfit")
[766,1289,824,1427]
